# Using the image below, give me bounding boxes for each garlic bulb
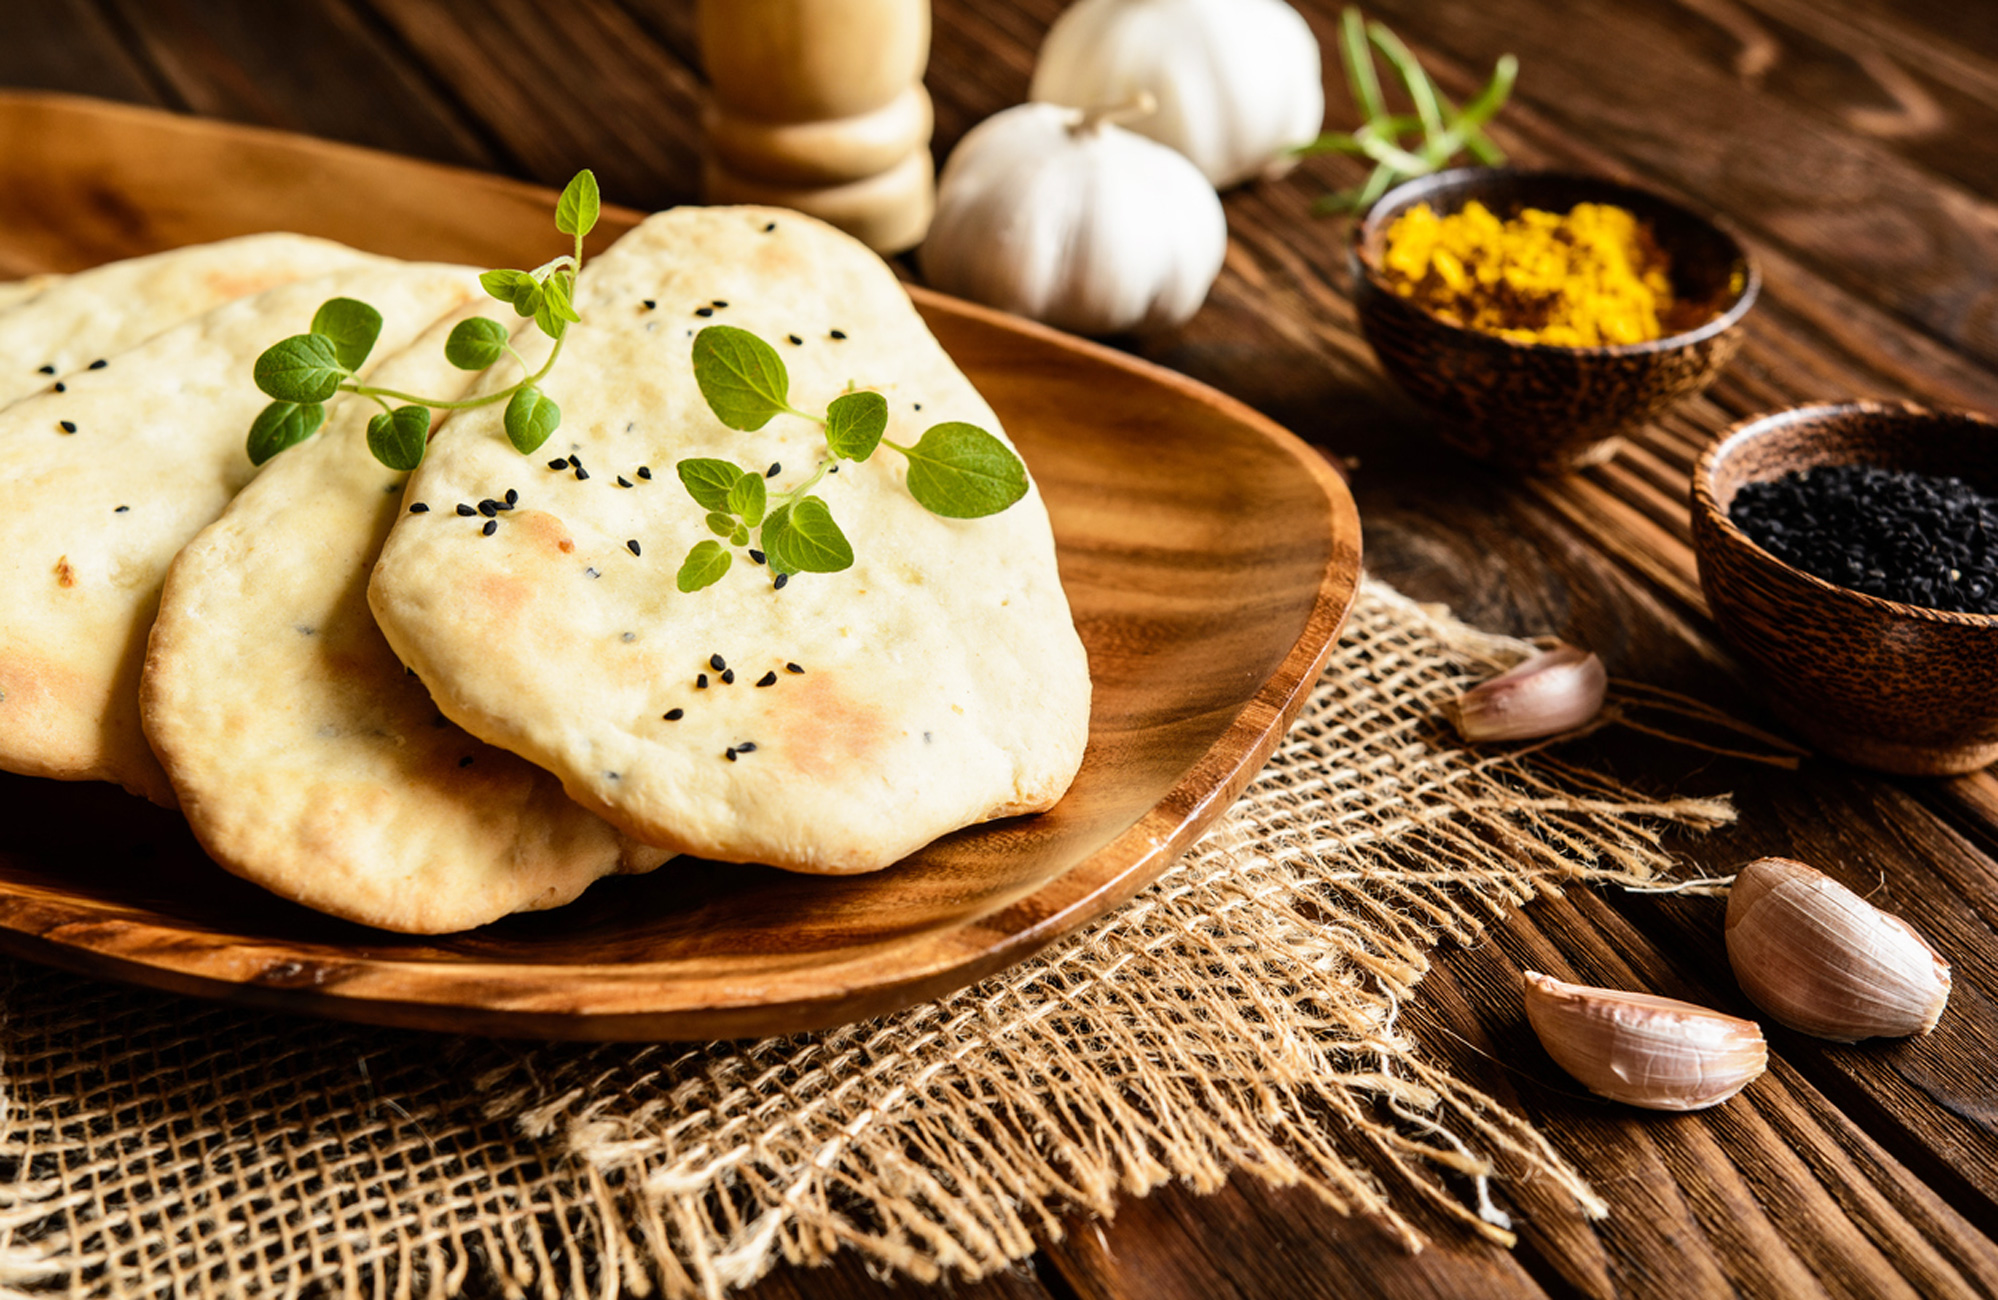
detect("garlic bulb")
[1450,643,1607,743]
[1523,971,1767,1111]
[921,101,1226,336]
[1726,857,1951,1042]
[1031,0,1325,189]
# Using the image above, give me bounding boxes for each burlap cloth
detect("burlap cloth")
[0,579,1747,1299]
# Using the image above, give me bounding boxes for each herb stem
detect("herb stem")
[351,328,569,413]
[771,458,833,508]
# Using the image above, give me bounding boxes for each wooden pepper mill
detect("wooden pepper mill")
[699,0,935,255]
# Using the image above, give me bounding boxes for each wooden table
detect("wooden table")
[8,2,1997,1296]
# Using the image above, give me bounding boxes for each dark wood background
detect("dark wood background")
[8,1,1998,1296]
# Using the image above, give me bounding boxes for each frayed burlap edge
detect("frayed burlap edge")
[0,578,1741,1299]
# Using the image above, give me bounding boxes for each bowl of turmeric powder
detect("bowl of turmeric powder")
[1349,168,1758,473]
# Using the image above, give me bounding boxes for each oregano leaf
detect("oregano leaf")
[310,298,383,372]
[691,325,791,431]
[677,540,732,593]
[504,385,561,454]
[760,503,794,576]
[555,170,601,239]
[254,333,346,403]
[766,495,852,573]
[444,316,510,370]
[245,400,326,466]
[534,272,579,340]
[677,458,743,512]
[706,511,735,537]
[730,523,750,546]
[824,390,887,461]
[727,469,766,526]
[479,268,533,304]
[366,404,432,472]
[896,422,1029,518]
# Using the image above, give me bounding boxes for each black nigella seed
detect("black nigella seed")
[724,748,737,761]
[482,520,497,536]
[664,708,683,721]
[828,464,839,473]
[35,364,53,375]
[786,334,802,346]
[696,673,709,689]
[478,500,498,517]
[617,476,632,488]
[567,455,581,468]
[576,467,590,481]
[710,654,727,671]
[695,306,714,318]
[52,382,64,393]
[913,402,922,411]
[773,572,789,590]
[456,504,475,517]
[114,505,129,513]
[712,300,728,308]
[721,668,735,684]
[459,756,474,768]
[88,359,106,370]
[58,420,75,434]
[626,538,641,556]
[1731,463,1998,616]
[409,503,430,514]
[756,671,777,687]
[748,549,766,565]
[786,662,804,674]
[763,221,777,232]
[505,488,518,505]
[766,462,781,478]
[548,457,568,470]
[642,299,656,310]
[637,466,652,480]
[829,329,846,340]
[736,742,756,753]
[621,632,636,642]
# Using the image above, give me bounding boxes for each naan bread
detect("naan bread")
[0,235,378,408]
[0,274,60,313]
[370,207,1090,873]
[0,262,484,804]
[142,305,669,933]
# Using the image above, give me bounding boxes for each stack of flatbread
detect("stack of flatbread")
[0,208,1090,933]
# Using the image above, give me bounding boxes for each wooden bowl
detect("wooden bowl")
[1349,168,1758,473]
[1691,402,1998,776]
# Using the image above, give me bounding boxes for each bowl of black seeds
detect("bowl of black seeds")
[1692,401,1998,775]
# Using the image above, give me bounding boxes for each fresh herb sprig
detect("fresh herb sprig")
[245,170,602,470]
[1299,9,1516,214]
[674,324,1028,592]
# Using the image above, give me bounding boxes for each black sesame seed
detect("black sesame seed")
[786,662,804,674]
[736,742,756,753]
[35,364,53,375]
[713,300,728,308]
[773,572,789,590]
[642,299,657,310]
[576,467,590,481]
[57,420,75,434]
[459,756,474,768]
[695,306,714,318]
[786,334,802,346]
[505,488,518,505]
[606,771,621,781]
[696,673,709,689]
[725,747,737,761]
[548,457,568,470]
[567,455,582,468]
[88,359,106,370]
[114,505,129,513]
[482,520,497,536]
[721,668,735,684]
[617,476,633,488]
[756,671,777,687]
[621,631,636,643]
[664,708,684,721]
[409,503,430,513]
[829,329,847,340]
[456,504,475,517]
[626,538,641,556]
[766,462,781,478]
[637,466,652,480]
[52,382,64,393]
[478,500,498,517]
[748,549,766,565]
[710,654,727,671]
[913,403,922,411]
[763,221,777,232]
[828,464,839,473]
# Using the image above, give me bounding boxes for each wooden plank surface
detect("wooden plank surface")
[10,1,1998,1296]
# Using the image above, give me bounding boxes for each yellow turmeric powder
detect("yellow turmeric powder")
[1379,200,1678,347]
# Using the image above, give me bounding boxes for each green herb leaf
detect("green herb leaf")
[825,390,888,461]
[731,523,750,546]
[895,423,1028,518]
[727,469,767,526]
[555,170,601,239]
[481,268,544,318]
[692,325,791,430]
[706,511,735,537]
[504,385,561,454]
[534,272,580,340]
[766,495,852,573]
[444,316,510,370]
[677,540,732,593]
[254,333,346,403]
[760,503,793,575]
[677,458,744,511]
[310,298,384,372]
[245,400,326,466]
[367,404,432,471]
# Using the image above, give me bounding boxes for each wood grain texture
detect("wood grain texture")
[3,1,1998,1297]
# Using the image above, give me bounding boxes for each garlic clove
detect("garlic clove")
[1725,857,1951,1042]
[1523,971,1767,1111]
[1451,643,1608,742]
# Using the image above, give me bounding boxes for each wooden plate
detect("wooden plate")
[0,93,1362,1040]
